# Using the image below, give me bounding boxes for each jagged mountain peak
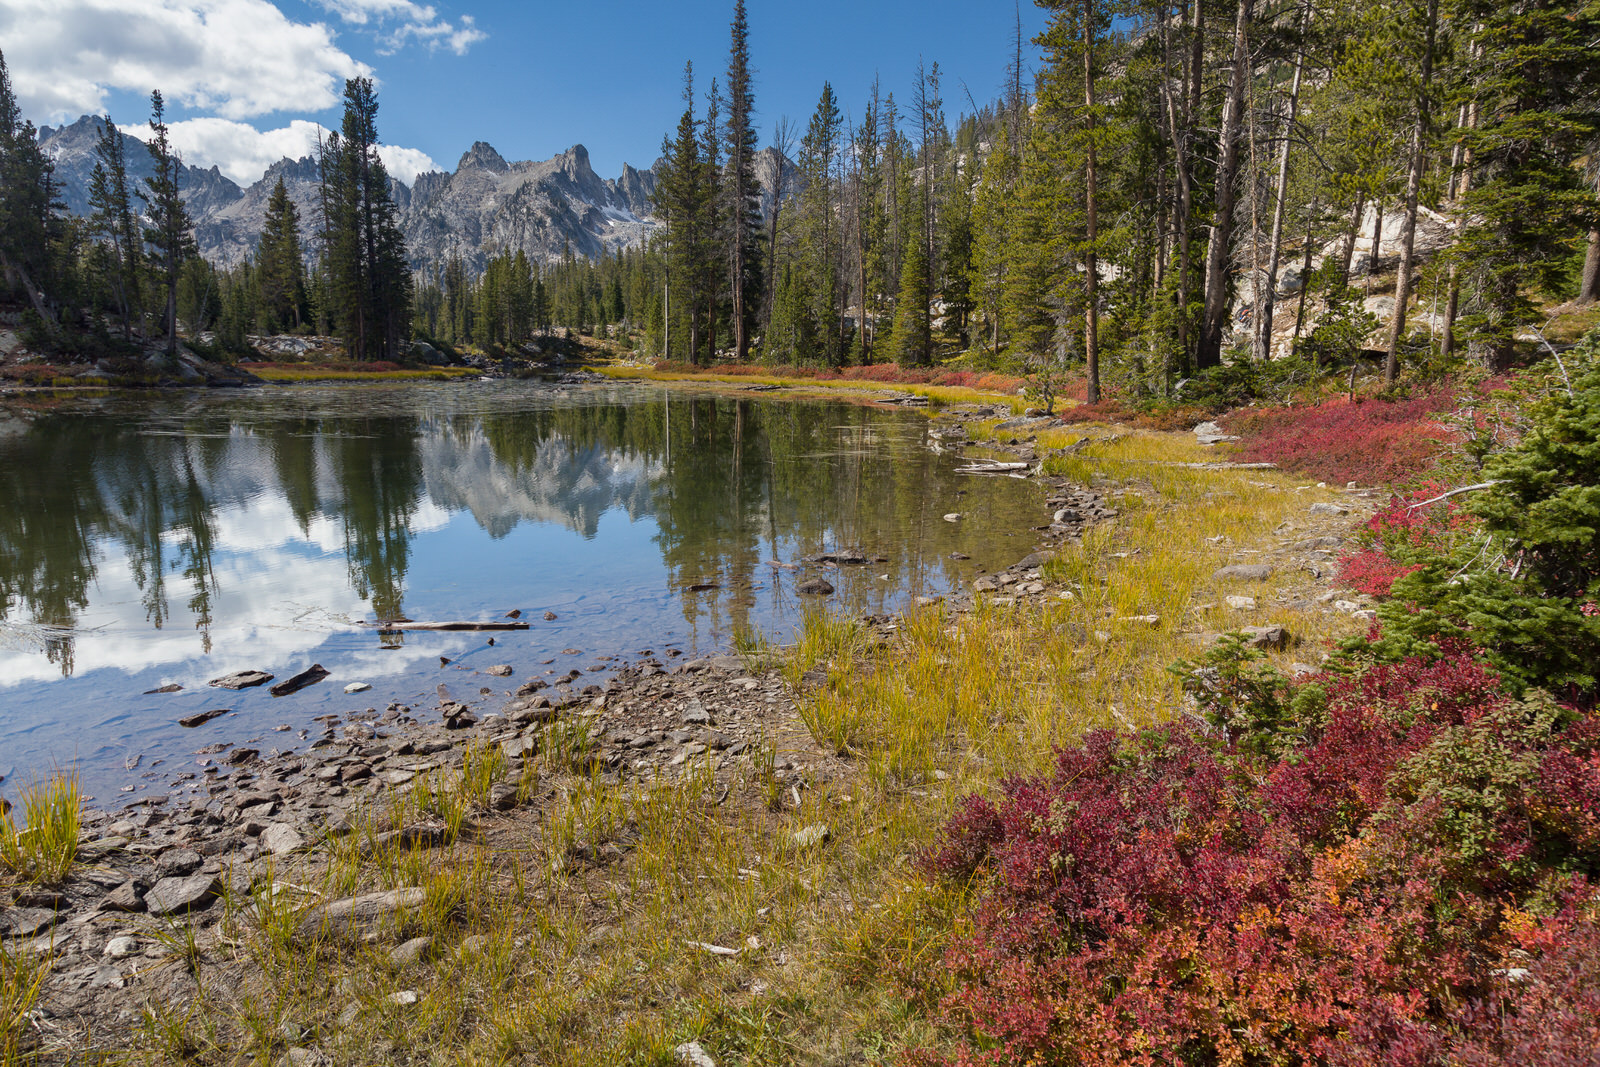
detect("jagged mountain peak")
[457,141,509,174]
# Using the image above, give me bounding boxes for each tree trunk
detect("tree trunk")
[1197,0,1253,370]
[1084,0,1100,403]
[1292,197,1318,348]
[1255,0,1311,363]
[1440,98,1478,360]
[1340,189,1365,287]
[1580,228,1600,305]
[1383,0,1438,384]
[1366,197,1383,285]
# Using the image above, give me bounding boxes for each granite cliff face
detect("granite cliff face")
[37,117,678,272]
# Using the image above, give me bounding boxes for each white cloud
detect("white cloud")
[311,0,485,55]
[0,0,372,123]
[123,117,438,186]
[376,144,439,185]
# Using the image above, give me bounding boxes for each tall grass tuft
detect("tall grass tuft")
[0,774,80,885]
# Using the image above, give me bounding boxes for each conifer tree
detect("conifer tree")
[141,90,196,358]
[257,175,306,333]
[88,118,143,339]
[318,78,411,361]
[724,0,762,361]
[1451,0,1600,366]
[0,48,60,327]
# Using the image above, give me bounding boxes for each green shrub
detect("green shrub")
[1369,329,1600,700]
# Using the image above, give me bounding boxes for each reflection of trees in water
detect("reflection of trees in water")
[331,420,422,622]
[0,390,1027,678]
[0,417,107,676]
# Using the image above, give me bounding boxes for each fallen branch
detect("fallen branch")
[369,621,532,632]
[1406,481,1503,510]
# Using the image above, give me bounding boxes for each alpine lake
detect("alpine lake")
[0,380,1047,804]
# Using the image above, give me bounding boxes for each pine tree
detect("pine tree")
[318,78,412,361]
[141,90,197,358]
[88,119,143,340]
[0,47,59,327]
[257,175,306,333]
[887,193,931,364]
[724,0,762,361]
[1451,0,1600,366]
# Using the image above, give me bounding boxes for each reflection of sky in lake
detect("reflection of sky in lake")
[0,383,1045,801]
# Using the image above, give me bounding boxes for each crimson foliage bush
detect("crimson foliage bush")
[1337,483,1481,596]
[1222,392,1454,485]
[921,644,1600,1066]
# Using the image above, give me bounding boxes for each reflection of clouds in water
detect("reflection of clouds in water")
[0,503,369,688]
[421,428,661,540]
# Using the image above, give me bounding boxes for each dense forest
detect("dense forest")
[2,0,1598,393]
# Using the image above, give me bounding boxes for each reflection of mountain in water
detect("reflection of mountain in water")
[419,424,662,539]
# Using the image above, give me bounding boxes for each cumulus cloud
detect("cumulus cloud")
[124,117,438,186]
[0,0,373,123]
[311,0,486,55]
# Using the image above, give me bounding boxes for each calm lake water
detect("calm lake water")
[0,381,1044,802]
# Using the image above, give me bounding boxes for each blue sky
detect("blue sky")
[5,0,1049,186]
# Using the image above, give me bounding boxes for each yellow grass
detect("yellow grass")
[595,363,1029,411]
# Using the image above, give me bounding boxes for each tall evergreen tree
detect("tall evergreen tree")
[724,0,762,362]
[318,78,412,361]
[141,90,196,358]
[0,47,59,326]
[88,119,143,340]
[257,175,306,333]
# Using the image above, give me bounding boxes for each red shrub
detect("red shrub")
[1337,484,1481,596]
[921,646,1600,1066]
[1222,392,1456,485]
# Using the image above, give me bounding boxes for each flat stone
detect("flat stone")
[1213,564,1273,581]
[261,823,305,856]
[671,743,708,766]
[155,848,203,877]
[682,705,713,725]
[99,880,146,913]
[1308,503,1349,516]
[390,937,432,966]
[1242,625,1292,651]
[486,664,514,677]
[797,578,835,596]
[2,907,59,938]
[942,513,963,522]
[294,887,427,943]
[973,576,999,593]
[1017,551,1056,569]
[208,669,274,690]
[178,709,230,728]
[344,682,372,694]
[104,935,142,959]
[145,873,222,916]
[676,1041,717,1067]
[270,664,329,697]
[1225,596,1258,611]
[386,990,420,1007]
[487,783,518,811]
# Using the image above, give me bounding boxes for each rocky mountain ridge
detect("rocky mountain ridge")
[37,116,790,273]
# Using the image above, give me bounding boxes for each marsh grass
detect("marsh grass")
[0,774,80,885]
[596,365,1029,413]
[97,420,1360,1065]
[1,940,49,1066]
